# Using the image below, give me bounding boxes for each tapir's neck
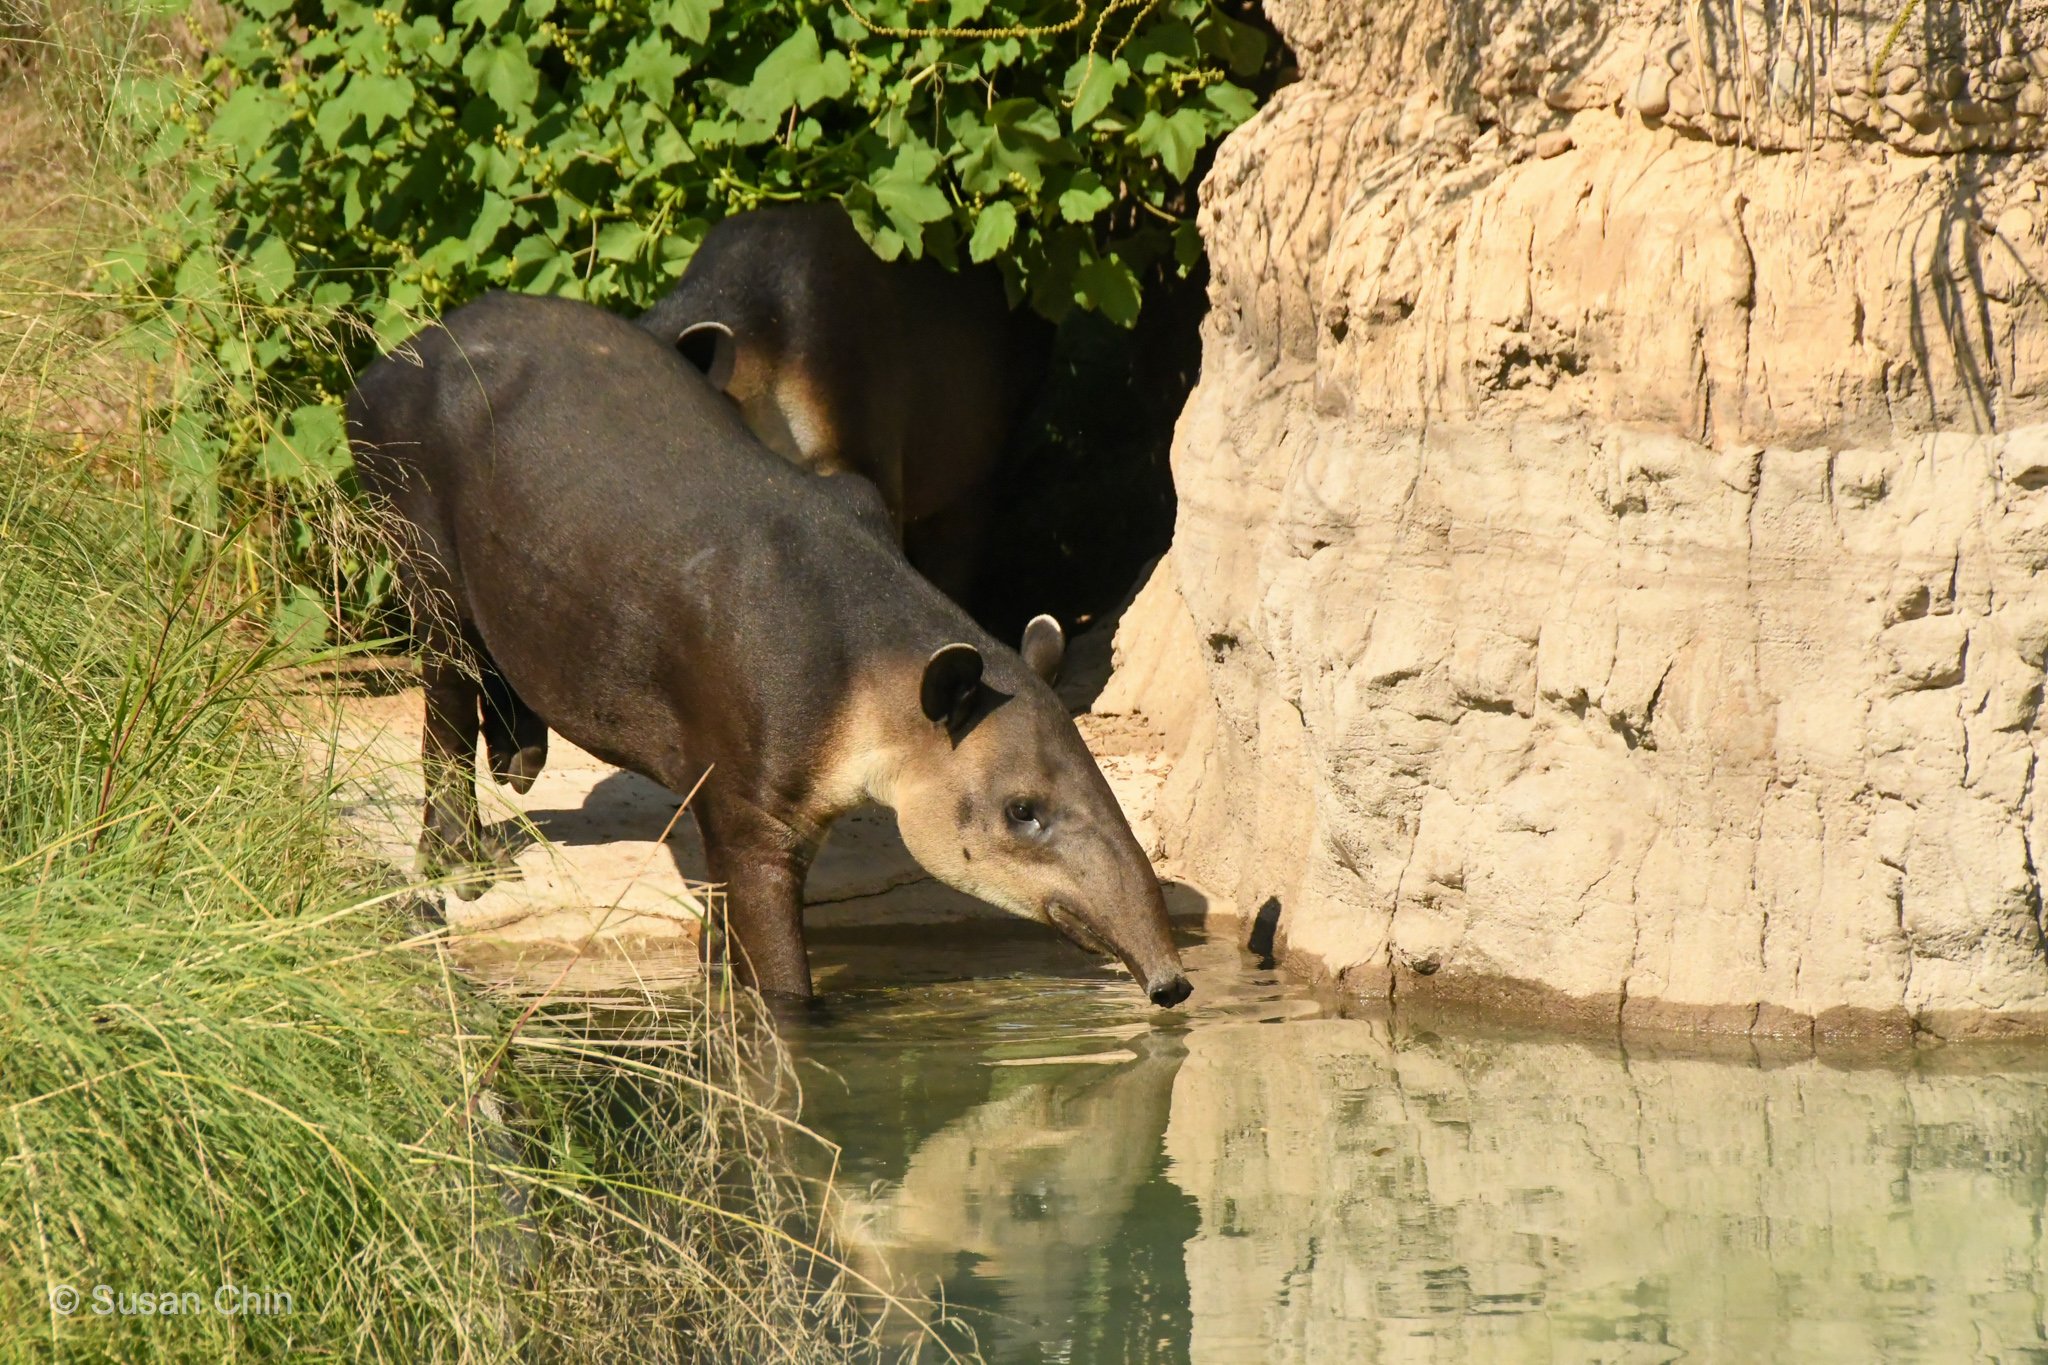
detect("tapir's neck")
[807,670,922,821]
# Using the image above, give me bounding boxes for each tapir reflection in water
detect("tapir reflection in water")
[346,293,1190,1007]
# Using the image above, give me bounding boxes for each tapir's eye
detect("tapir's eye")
[1004,799,1042,832]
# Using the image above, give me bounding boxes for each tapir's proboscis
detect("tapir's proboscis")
[347,293,1190,1008]
[634,203,1052,602]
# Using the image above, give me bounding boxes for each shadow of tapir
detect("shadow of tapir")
[346,293,1189,1008]
[635,203,1053,603]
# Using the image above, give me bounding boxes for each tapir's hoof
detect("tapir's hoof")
[399,892,446,926]
[491,744,547,795]
[417,838,498,901]
[447,875,492,903]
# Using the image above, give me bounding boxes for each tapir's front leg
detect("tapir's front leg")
[695,799,814,1000]
[419,653,491,899]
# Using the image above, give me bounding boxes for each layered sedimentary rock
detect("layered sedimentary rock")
[1103,0,2048,1036]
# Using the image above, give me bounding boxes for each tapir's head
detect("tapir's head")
[888,616,1192,1009]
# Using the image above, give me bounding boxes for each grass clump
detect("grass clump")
[0,448,916,1361]
[0,11,963,1362]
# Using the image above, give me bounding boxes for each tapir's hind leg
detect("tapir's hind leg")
[479,661,548,794]
[694,797,815,1001]
[419,650,494,900]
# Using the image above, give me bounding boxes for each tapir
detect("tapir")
[635,203,1053,601]
[346,292,1190,1007]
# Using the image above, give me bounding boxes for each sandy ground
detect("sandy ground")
[314,656,1204,979]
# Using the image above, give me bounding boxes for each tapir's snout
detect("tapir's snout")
[1148,974,1193,1009]
[1045,898,1189,1007]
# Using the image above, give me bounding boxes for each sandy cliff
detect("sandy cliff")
[1102,0,2048,1037]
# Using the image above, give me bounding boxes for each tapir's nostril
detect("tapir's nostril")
[1149,976,1193,1009]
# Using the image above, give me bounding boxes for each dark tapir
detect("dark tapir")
[347,292,1189,1007]
[635,203,1052,600]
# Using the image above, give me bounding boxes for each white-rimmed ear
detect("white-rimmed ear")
[1020,614,1064,685]
[675,321,736,391]
[920,643,985,740]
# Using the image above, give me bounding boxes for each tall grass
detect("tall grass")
[0,6,963,1361]
[0,438,924,1361]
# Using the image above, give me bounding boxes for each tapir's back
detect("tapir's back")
[354,293,767,514]
[348,292,981,752]
[636,205,1051,525]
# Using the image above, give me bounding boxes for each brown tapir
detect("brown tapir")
[634,203,1053,601]
[346,292,1189,1008]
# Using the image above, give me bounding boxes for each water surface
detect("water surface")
[788,925,2048,1364]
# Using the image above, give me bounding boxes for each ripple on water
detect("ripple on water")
[783,924,2048,1365]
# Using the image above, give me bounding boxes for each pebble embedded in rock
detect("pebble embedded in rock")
[1631,65,1671,119]
[1881,90,1940,131]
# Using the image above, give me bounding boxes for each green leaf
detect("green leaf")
[171,249,224,310]
[1201,12,1270,77]
[1075,253,1141,326]
[869,140,951,245]
[617,35,688,103]
[207,87,288,164]
[953,98,1067,195]
[164,409,221,531]
[1057,169,1113,223]
[273,584,331,649]
[595,220,647,262]
[257,404,350,486]
[967,201,1016,262]
[467,192,514,250]
[728,27,851,122]
[1134,107,1206,181]
[241,236,295,302]
[215,333,252,377]
[349,72,415,138]
[650,0,718,44]
[463,36,538,114]
[1065,55,1127,129]
[1122,20,1198,76]
[452,0,513,28]
[843,199,906,261]
[96,243,150,294]
[1205,81,1258,126]
[313,95,354,150]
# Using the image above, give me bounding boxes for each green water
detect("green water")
[786,925,2048,1365]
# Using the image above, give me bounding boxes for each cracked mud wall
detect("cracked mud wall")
[1101,0,2048,1037]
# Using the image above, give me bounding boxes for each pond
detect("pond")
[785,923,2048,1365]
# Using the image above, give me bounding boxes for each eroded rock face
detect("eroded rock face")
[1104,0,2048,1037]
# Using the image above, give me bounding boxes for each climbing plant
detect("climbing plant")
[105,0,1267,631]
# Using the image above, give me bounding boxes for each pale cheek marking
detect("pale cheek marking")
[776,372,841,475]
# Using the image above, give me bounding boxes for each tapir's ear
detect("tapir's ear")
[1020,614,1064,685]
[675,321,736,391]
[920,643,985,739]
